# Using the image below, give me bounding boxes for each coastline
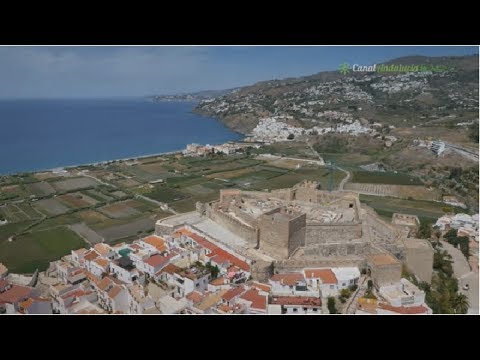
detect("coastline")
[0,99,244,177]
[1,137,250,176]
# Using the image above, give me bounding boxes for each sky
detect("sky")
[0,46,477,98]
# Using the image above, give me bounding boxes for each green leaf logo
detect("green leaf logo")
[338,63,350,75]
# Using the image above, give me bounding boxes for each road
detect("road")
[444,142,479,162]
[306,141,351,191]
[440,240,478,314]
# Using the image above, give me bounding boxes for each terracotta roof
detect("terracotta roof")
[210,277,227,286]
[144,253,174,268]
[378,303,430,314]
[108,286,122,299]
[270,296,321,306]
[159,263,181,275]
[196,290,227,311]
[84,270,100,284]
[221,286,245,302]
[0,283,34,304]
[176,229,250,271]
[239,289,267,311]
[251,282,271,293]
[93,258,110,269]
[368,254,400,266]
[97,277,113,291]
[61,289,93,300]
[143,235,167,252]
[270,273,305,286]
[68,268,86,279]
[94,243,112,256]
[19,297,50,312]
[186,291,204,304]
[84,250,100,262]
[304,269,337,284]
[217,304,234,313]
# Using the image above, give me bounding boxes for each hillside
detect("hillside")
[194,54,479,134]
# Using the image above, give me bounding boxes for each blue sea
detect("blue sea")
[0,98,242,175]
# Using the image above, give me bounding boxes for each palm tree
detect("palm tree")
[452,293,470,314]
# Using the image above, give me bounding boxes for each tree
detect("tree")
[327,297,337,314]
[417,220,432,239]
[452,293,470,314]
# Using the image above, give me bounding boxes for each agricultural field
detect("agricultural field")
[94,217,157,242]
[344,183,442,201]
[69,223,104,245]
[57,193,97,208]
[33,198,70,216]
[359,194,467,222]
[83,189,114,202]
[114,178,142,188]
[111,190,128,198]
[25,181,56,196]
[0,226,87,273]
[144,186,187,203]
[51,177,100,192]
[0,203,43,223]
[98,200,143,219]
[351,170,423,185]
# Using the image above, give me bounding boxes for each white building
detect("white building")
[331,267,361,290]
[303,268,338,297]
[379,278,426,307]
[109,257,141,284]
[269,296,322,314]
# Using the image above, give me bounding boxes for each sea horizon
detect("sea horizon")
[0,98,242,175]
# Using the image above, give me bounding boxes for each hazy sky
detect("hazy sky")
[0,46,477,98]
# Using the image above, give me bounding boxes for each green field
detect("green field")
[0,226,87,273]
[359,194,466,222]
[145,186,187,202]
[352,171,423,185]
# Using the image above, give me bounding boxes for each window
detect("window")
[313,308,318,312]
[196,283,200,287]
[293,308,298,312]
[330,285,334,289]
[342,283,346,287]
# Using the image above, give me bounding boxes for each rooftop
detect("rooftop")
[304,269,337,284]
[93,258,110,269]
[94,243,112,256]
[270,296,321,306]
[176,228,250,271]
[222,286,246,302]
[251,282,271,293]
[144,253,175,268]
[143,235,167,252]
[239,289,267,311]
[0,282,34,304]
[160,263,181,275]
[270,273,305,286]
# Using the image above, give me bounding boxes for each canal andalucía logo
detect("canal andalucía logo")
[338,63,351,75]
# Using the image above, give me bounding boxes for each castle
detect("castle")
[155,181,433,283]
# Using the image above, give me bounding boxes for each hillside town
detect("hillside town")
[2,180,477,315]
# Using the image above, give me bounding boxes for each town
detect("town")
[1,165,478,313]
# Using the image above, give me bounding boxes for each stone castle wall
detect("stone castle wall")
[306,223,362,244]
[205,205,258,245]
